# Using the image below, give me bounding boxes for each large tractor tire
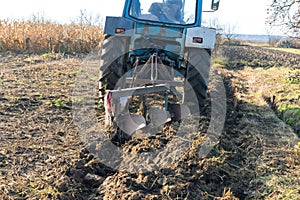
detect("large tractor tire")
[184,48,211,114]
[99,36,130,101]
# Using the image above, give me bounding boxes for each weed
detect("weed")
[212,57,228,66]
[71,97,86,104]
[98,101,104,109]
[286,71,300,84]
[278,104,300,131]
[42,52,52,59]
[52,99,69,109]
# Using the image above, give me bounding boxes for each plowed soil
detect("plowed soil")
[0,46,299,200]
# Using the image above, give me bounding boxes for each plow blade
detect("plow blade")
[116,114,146,136]
[168,104,191,121]
[148,107,171,127]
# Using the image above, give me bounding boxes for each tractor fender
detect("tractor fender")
[185,27,216,49]
[104,17,134,36]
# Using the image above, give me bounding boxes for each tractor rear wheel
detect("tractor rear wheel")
[99,36,129,101]
[184,48,211,114]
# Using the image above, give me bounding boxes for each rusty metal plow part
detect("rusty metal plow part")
[106,83,191,135]
[116,104,191,136]
[105,84,170,134]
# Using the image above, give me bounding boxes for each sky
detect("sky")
[0,0,275,35]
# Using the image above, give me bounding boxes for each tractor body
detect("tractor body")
[99,0,220,135]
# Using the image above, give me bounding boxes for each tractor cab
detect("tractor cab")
[123,0,220,27]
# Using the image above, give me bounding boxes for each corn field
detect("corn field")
[0,20,103,53]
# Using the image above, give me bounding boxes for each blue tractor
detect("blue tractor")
[99,0,220,135]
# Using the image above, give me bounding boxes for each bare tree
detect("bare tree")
[222,23,238,46]
[71,9,103,27]
[266,0,300,37]
[266,26,278,46]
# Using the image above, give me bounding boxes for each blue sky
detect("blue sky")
[0,0,277,35]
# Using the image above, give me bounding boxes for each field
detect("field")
[0,21,300,199]
[0,20,103,53]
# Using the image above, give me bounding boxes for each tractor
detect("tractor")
[99,0,220,136]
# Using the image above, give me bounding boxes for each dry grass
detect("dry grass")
[240,40,300,55]
[0,20,103,53]
[266,47,300,55]
[218,63,300,199]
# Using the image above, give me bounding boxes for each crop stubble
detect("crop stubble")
[0,46,299,199]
